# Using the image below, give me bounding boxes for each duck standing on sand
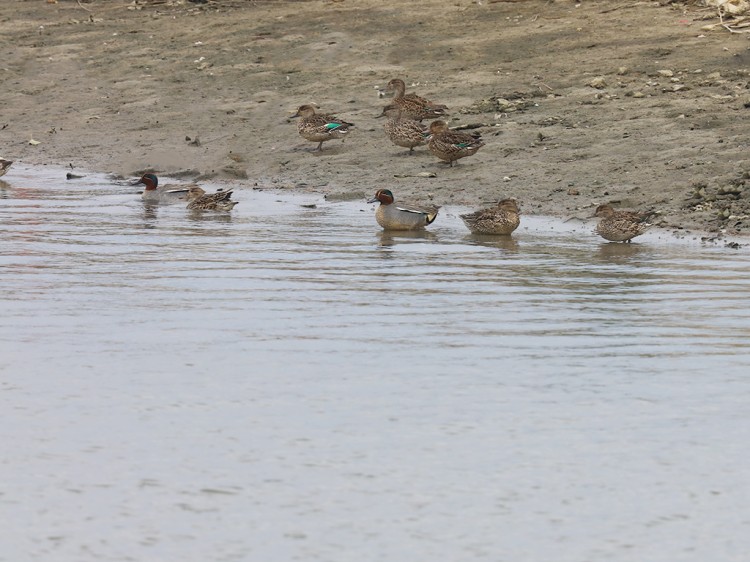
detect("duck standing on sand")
[377,104,431,154]
[184,186,238,211]
[384,78,449,122]
[135,173,193,204]
[291,104,354,151]
[591,203,654,242]
[0,158,13,177]
[368,188,439,231]
[427,120,485,167]
[461,198,520,235]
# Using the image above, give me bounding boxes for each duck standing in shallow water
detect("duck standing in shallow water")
[385,78,449,121]
[461,199,520,235]
[136,173,192,204]
[0,158,13,178]
[291,104,354,151]
[368,189,439,231]
[592,203,653,242]
[185,186,238,211]
[378,104,430,154]
[427,120,485,167]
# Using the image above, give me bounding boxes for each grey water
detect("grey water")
[1,164,749,562]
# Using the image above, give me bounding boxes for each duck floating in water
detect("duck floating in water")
[183,186,238,211]
[135,173,192,204]
[591,203,654,242]
[461,198,520,235]
[368,188,439,231]
[291,104,354,151]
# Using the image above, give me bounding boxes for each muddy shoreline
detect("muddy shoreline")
[2,0,750,237]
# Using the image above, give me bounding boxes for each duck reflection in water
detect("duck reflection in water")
[465,233,520,253]
[377,229,438,248]
[596,241,649,260]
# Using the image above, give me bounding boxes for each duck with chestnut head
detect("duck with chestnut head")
[135,173,193,204]
[367,189,439,231]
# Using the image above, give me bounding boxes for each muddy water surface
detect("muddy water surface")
[1,165,749,561]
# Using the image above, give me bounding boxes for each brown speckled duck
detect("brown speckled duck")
[291,104,354,151]
[592,204,653,242]
[461,199,520,235]
[385,78,448,122]
[367,189,439,231]
[0,158,13,178]
[427,120,485,167]
[185,186,238,211]
[378,104,430,154]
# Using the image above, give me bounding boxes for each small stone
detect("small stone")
[568,188,580,196]
[617,66,629,76]
[658,69,674,77]
[632,91,645,98]
[588,76,607,89]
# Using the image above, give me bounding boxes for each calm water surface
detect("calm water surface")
[1,165,749,561]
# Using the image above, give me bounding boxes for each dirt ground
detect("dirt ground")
[2,0,750,236]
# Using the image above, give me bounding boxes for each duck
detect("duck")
[135,173,193,204]
[0,158,13,178]
[291,104,354,151]
[385,78,449,122]
[367,188,439,231]
[185,186,238,211]
[377,104,430,154]
[461,198,520,235]
[427,120,485,167]
[591,203,653,242]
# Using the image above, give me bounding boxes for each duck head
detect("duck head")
[591,204,615,219]
[428,120,449,134]
[137,173,159,191]
[291,104,317,119]
[367,189,395,205]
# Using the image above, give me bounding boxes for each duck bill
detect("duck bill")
[367,196,379,204]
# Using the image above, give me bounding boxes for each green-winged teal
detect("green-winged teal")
[378,104,430,154]
[368,188,439,231]
[461,198,520,235]
[136,173,192,204]
[184,186,238,211]
[0,158,12,178]
[427,120,484,167]
[291,104,354,151]
[592,204,653,242]
[385,78,448,122]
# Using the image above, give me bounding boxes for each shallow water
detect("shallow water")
[1,165,749,561]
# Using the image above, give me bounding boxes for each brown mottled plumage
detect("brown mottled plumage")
[461,199,520,235]
[0,158,13,178]
[185,186,238,211]
[592,204,653,242]
[385,79,448,122]
[427,120,485,167]
[367,188,439,231]
[378,104,430,153]
[291,104,354,151]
